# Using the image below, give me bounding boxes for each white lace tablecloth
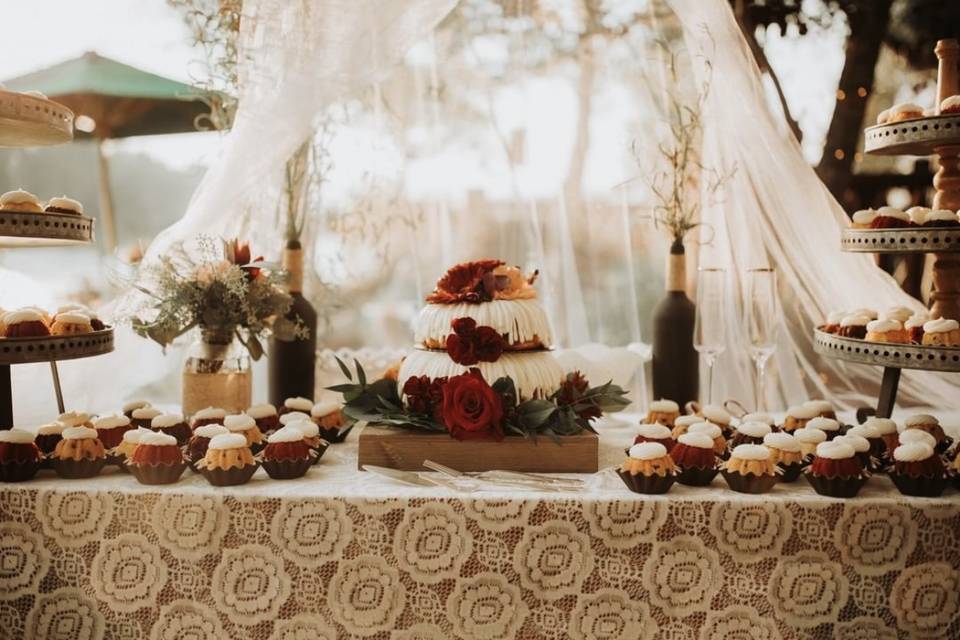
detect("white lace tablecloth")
[1,416,958,640]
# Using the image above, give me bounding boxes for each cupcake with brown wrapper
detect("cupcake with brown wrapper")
[617,442,677,494]
[645,399,680,428]
[890,442,946,497]
[127,432,187,485]
[121,400,151,419]
[721,444,779,494]
[864,417,899,458]
[902,414,951,453]
[197,433,258,486]
[923,209,960,228]
[223,414,265,454]
[260,426,316,479]
[730,421,771,448]
[898,428,937,452]
[3,309,50,337]
[110,427,153,470]
[846,424,886,462]
[246,403,281,436]
[151,413,192,446]
[190,406,227,430]
[0,429,42,482]
[671,415,701,440]
[311,400,353,443]
[34,422,64,457]
[632,423,676,452]
[782,404,818,433]
[286,419,329,464]
[131,406,161,429]
[763,432,805,482]
[870,206,912,229]
[793,427,827,458]
[700,404,733,436]
[187,424,229,470]
[688,422,727,458]
[804,441,868,497]
[670,432,719,486]
[279,396,313,416]
[93,414,132,450]
[835,434,877,473]
[806,416,843,441]
[52,426,107,478]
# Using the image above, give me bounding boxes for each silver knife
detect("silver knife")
[362,465,435,487]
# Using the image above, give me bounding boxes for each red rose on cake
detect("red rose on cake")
[402,375,447,421]
[445,317,504,365]
[440,369,504,441]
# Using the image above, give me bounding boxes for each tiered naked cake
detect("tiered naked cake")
[398,259,565,400]
[356,259,619,473]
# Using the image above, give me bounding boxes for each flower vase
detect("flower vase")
[651,239,699,406]
[182,328,252,415]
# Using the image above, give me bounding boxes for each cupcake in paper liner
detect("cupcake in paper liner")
[190,406,227,430]
[246,403,281,437]
[223,414,266,454]
[0,429,42,482]
[902,414,952,454]
[793,427,827,459]
[645,399,680,428]
[889,441,947,497]
[130,406,162,429]
[806,417,843,441]
[617,442,677,494]
[52,426,107,479]
[804,440,868,498]
[699,404,733,437]
[34,422,64,459]
[845,424,886,465]
[720,444,779,494]
[781,403,819,433]
[151,413,192,446]
[285,419,330,465]
[671,415,701,440]
[763,432,805,482]
[197,433,259,486]
[109,427,153,471]
[669,432,719,486]
[630,423,675,454]
[864,417,899,460]
[260,426,316,480]
[93,414,133,450]
[186,424,229,471]
[729,421,772,448]
[688,422,728,460]
[127,432,188,485]
[311,400,354,443]
[835,433,879,474]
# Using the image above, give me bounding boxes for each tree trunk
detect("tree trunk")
[816,1,894,206]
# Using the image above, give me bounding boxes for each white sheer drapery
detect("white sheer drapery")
[668,0,960,409]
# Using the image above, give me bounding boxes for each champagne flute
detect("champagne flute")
[693,268,726,405]
[745,268,779,412]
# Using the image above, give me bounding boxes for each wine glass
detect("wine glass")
[745,268,779,412]
[693,268,726,405]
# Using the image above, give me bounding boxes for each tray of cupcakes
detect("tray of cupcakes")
[0,304,113,365]
[614,399,958,498]
[0,397,353,486]
[814,306,960,372]
[864,96,960,156]
[0,88,74,147]
[0,190,94,246]
[842,205,960,254]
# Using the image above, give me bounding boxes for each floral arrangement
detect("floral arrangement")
[330,318,629,441]
[131,237,303,358]
[427,260,538,304]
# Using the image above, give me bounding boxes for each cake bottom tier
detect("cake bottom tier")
[398,349,565,399]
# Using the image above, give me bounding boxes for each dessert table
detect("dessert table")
[1,417,958,640]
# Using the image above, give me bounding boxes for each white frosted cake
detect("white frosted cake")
[398,260,564,399]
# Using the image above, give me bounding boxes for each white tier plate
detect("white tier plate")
[0,329,114,365]
[0,210,95,246]
[813,329,960,372]
[414,298,553,348]
[863,114,960,156]
[398,348,565,399]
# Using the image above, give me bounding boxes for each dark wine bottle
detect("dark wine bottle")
[651,239,699,406]
[269,239,318,405]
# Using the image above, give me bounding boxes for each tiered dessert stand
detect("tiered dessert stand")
[814,39,960,418]
[0,89,114,428]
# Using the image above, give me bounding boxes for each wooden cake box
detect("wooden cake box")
[357,425,599,473]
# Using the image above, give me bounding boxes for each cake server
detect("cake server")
[361,465,435,487]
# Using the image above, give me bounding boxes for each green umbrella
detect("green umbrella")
[4,51,218,250]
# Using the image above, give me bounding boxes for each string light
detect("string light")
[834,149,845,160]
[857,87,867,98]
[837,89,846,100]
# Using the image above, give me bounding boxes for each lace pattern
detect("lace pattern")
[0,421,958,639]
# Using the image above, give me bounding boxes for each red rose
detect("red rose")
[451,317,477,335]
[473,326,504,362]
[402,375,447,421]
[446,333,478,365]
[440,369,504,441]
